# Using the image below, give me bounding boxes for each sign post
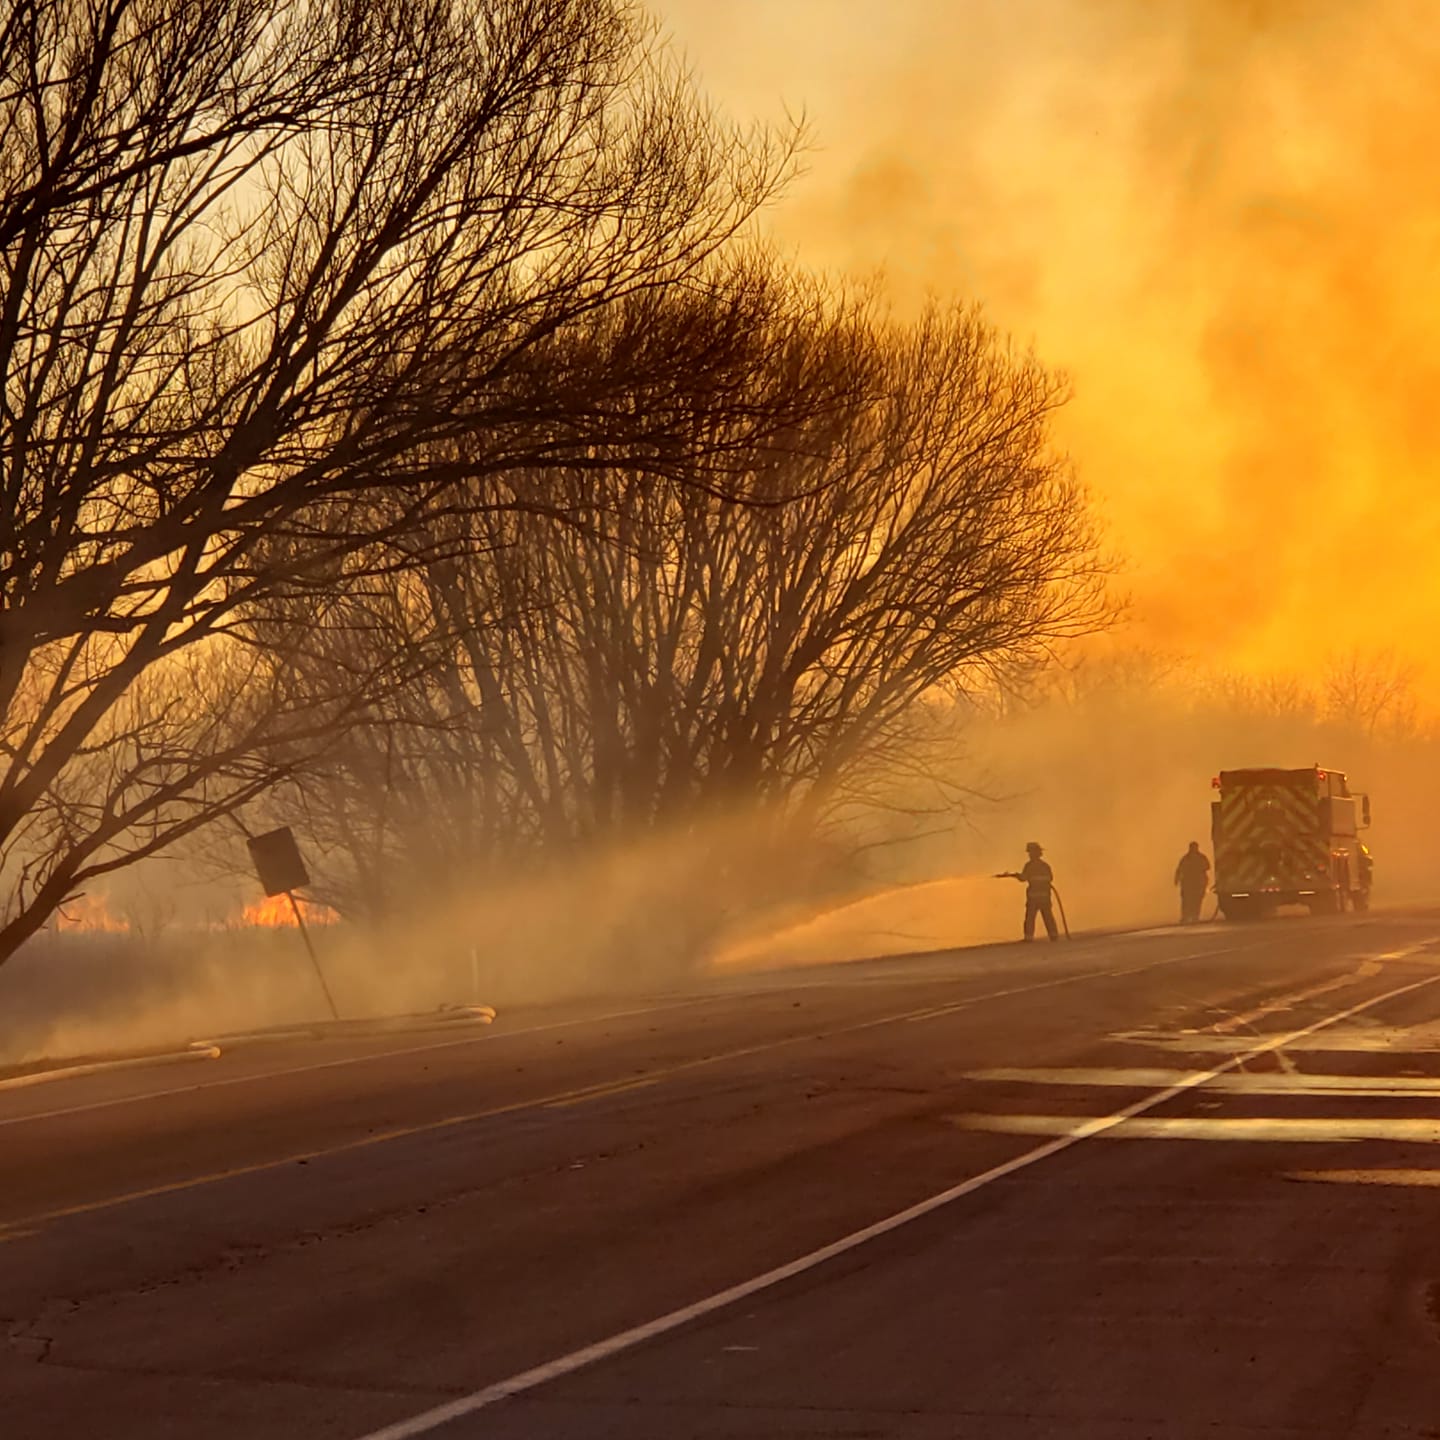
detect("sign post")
[246,827,339,1021]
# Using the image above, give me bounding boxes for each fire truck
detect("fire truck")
[1211,766,1372,920]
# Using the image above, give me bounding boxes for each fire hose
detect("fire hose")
[1053,885,1072,939]
[993,874,1072,940]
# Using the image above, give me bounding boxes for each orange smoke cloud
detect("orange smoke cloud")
[659,0,1440,696]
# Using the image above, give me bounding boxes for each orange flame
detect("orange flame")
[54,892,129,933]
[238,894,339,928]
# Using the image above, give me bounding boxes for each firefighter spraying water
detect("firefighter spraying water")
[995,842,1070,941]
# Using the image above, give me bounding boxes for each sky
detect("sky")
[656,0,1440,696]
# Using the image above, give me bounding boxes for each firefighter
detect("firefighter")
[1174,840,1211,924]
[1003,841,1058,942]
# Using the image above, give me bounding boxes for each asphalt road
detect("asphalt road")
[6,913,1440,1439]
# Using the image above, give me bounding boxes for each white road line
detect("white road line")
[966,1065,1440,1095]
[954,1113,1440,1143]
[895,942,1269,1024]
[0,937,1269,1129]
[0,941,1293,1233]
[0,996,722,1130]
[352,968,1440,1440]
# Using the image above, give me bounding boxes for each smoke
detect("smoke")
[11,4,1440,1060]
[711,644,1440,964]
[920,653,1438,934]
[659,0,1440,694]
[7,660,1433,1068]
[0,810,867,1067]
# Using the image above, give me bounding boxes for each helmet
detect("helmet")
[1025,841,1043,857]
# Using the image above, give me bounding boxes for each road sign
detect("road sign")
[247,827,309,897]
[245,827,337,1020]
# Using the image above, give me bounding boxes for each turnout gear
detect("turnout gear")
[999,843,1058,941]
[1174,841,1211,925]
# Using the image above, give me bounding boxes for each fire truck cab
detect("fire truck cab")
[1211,765,1372,921]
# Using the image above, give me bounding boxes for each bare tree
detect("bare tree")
[268,302,1109,940]
[1321,649,1420,739]
[0,0,794,963]
[1197,670,1319,724]
[233,267,858,919]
